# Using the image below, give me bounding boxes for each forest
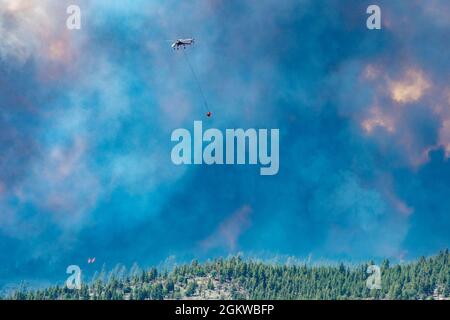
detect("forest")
[6,250,449,300]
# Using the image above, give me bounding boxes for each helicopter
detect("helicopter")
[169,37,211,118]
[171,38,195,50]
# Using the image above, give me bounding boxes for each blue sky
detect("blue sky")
[0,0,449,288]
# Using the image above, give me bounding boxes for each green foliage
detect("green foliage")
[7,250,449,300]
[185,281,197,297]
[207,278,215,291]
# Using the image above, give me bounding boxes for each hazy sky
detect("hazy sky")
[0,0,449,287]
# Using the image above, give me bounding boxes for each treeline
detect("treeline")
[6,250,449,300]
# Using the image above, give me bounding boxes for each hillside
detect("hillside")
[7,250,449,300]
